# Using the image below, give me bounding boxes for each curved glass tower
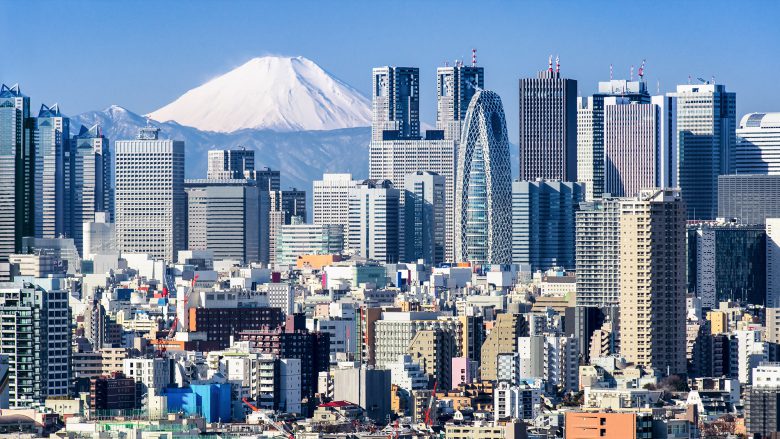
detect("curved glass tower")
[454,90,512,265]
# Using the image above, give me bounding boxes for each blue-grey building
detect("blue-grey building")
[33,104,69,239]
[512,180,584,272]
[403,171,446,265]
[70,124,112,256]
[718,174,780,225]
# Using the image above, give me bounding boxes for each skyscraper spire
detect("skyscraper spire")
[472,48,477,67]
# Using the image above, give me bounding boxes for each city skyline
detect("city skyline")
[2,1,779,142]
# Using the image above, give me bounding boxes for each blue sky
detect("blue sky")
[2,0,779,140]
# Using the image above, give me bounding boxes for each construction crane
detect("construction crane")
[424,381,437,427]
[242,398,294,439]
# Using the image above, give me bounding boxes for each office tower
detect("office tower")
[687,222,766,308]
[275,222,344,265]
[254,166,280,191]
[0,278,70,407]
[767,219,780,308]
[313,173,358,236]
[454,89,513,264]
[718,175,780,224]
[207,147,255,179]
[436,63,484,141]
[347,179,400,263]
[33,103,68,239]
[281,188,306,223]
[619,189,686,375]
[575,198,622,308]
[518,59,577,181]
[576,79,652,199]
[70,124,111,256]
[676,83,736,220]
[185,179,261,263]
[480,313,526,381]
[602,95,676,197]
[511,180,584,271]
[0,84,34,262]
[114,127,185,262]
[735,113,780,174]
[403,171,446,265]
[746,363,780,438]
[372,66,420,142]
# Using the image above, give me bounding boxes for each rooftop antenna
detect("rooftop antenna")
[472,48,477,67]
[688,75,692,85]
[444,60,449,67]
[712,75,716,84]
[630,65,634,81]
[555,55,560,74]
[548,55,553,73]
[638,59,646,80]
[656,79,660,95]
[609,64,613,81]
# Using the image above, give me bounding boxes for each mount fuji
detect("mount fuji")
[147,56,371,133]
[70,56,372,191]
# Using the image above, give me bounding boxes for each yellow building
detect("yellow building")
[707,311,728,335]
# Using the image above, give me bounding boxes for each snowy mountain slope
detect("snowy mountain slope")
[147,56,372,133]
[71,105,370,190]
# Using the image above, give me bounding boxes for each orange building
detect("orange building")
[565,412,653,439]
[297,254,342,270]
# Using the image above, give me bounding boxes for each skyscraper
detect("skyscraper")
[718,175,780,224]
[735,112,780,174]
[518,59,577,182]
[348,179,400,263]
[511,180,584,271]
[575,197,622,308]
[454,89,512,265]
[404,171,446,265]
[371,67,420,142]
[70,124,111,256]
[281,188,306,223]
[676,83,736,220]
[619,189,686,375]
[313,173,358,232]
[0,84,34,263]
[576,79,652,199]
[767,218,780,308]
[33,103,68,239]
[114,127,185,262]
[436,63,484,141]
[207,147,255,179]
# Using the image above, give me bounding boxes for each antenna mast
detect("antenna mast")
[471,48,477,67]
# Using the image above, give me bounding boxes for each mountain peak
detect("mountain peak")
[147,55,371,133]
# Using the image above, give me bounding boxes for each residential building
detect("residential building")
[746,363,780,438]
[564,411,654,439]
[518,334,580,391]
[575,198,622,307]
[619,189,687,375]
[454,89,513,264]
[122,357,171,397]
[407,328,457,389]
[481,313,526,381]
[189,306,284,349]
[0,279,70,407]
[676,83,736,220]
[718,174,780,224]
[114,127,185,262]
[404,171,446,264]
[70,124,111,256]
[494,381,541,421]
[371,66,420,142]
[519,59,577,182]
[185,178,261,263]
[333,366,391,423]
[444,420,526,439]
[267,283,294,316]
[347,179,400,263]
[90,373,136,411]
[511,180,584,271]
[735,112,780,174]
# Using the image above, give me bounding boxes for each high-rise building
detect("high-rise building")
[82,212,116,260]
[33,103,68,239]
[0,278,70,407]
[718,174,780,224]
[480,313,526,381]
[275,221,344,266]
[0,84,34,263]
[403,171,446,265]
[454,89,512,265]
[511,180,584,271]
[207,148,255,179]
[70,124,111,256]
[371,66,420,142]
[373,312,462,370]
[767,218,780,308]
[268,189,307,264]
[619,189,686,375]
[745,363,780,438]
[687,222,766,308]
[281,188,306,223]
[347,179,400,263]
[575,198,622,308]
[255,167,280,192]
[436,63,484,141]
[518,59,577,182]
[675,83,736,220]
[735,112,780,174]
[185,178,261,263]
[313,173,358,233]
[114,127,185,262]
[576,79,652,200]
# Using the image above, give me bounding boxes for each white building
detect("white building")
[123,357,171,395]
[734,329,768,384]
[278,358,302,414]
[115,127,185,262]
[387,354,428,392]
[267,283,294,316]
[494,381,541,421]
[497,353,520,385]
[82,212,116,260]
[275,222,344,265]
[753,363,780,388]
[313,173,358,240]
[518,334,579,391]
[735,113,780,174]
[348,180,399,263]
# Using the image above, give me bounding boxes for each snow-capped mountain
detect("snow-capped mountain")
[71,105,370,190]
[147,56,371,133]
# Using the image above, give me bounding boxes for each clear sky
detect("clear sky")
[2,0,779,140]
